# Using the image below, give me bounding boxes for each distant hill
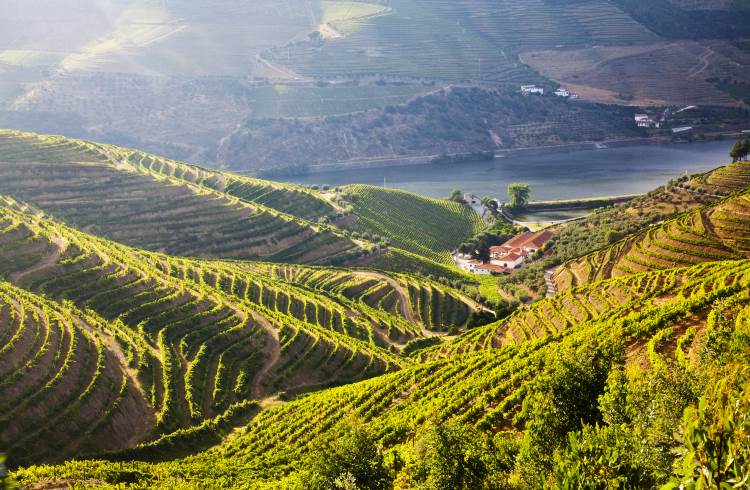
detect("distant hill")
[2,0,748,171]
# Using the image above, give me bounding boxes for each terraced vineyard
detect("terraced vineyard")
[13,251,750,487]
[554,168,750,290]
[0,131,488,277]
[0,281,152,465]
[0,131,357,264]
[4,130,750,487]
[341,184,486,264]
[0,195,479,466]
[264,0,658,81]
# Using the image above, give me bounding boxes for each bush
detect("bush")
[305,421,391,490]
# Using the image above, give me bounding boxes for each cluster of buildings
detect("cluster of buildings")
[455,230,554,275]
[520,84,578,99]
[634,113,662,129]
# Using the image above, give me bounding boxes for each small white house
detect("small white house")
[635,114,661,128]
[554,88,570,97]
[490,252,524,269]
[521,84,544,95]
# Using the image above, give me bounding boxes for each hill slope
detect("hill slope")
[553,162,750,290]
[0,130,482,276]
[13,252,750,487]
[0,195,479,466]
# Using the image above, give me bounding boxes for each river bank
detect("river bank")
[286,140,734,200]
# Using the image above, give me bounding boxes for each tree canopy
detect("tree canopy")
[730,139,750,163]
[507,183,531,210]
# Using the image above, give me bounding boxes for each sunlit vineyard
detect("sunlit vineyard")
[0,131,357,265]
[0,194,479,468]
[342,184,486,264]
[554,172,750,289]
[13,252,750,487]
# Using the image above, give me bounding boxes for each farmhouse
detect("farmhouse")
[634,114,661,128]
[454,230,553,275]
[489,230,554,268]
[521,84,544,95]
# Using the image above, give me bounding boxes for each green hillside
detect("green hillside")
[0,131,483,276]
[265,0,658,82]
[0,194,479,467]
[340,184,486,265]
[12,252,750,488]
[2,131,750,488]
[554,161,750,290]
[0,131,357,265]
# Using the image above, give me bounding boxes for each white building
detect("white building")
[521,84,544,95]
[635,114,661,128]
[554,88,570,97]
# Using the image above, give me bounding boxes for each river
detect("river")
[285,140,735,200]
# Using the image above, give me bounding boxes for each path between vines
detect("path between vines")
[251,312,281,399]
[8,236,67,284]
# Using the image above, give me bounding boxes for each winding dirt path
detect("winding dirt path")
[8,237,67,284]
[251,312,281,399]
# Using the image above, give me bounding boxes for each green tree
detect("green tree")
[515,344,618,486]
[409,421,518,489]
[450,189,465,203]
[553,424,654,489]
[664,368,750,490]
[730,139,750,163]
[507,183,531,210]
[482,196,499,215]
[306,421,391,490]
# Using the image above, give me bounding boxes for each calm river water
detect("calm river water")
[286,141,734,200]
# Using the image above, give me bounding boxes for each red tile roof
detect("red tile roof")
[500,230,554,251]
[476,263,512,274]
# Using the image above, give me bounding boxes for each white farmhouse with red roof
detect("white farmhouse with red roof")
[454,230,554,275]
[489,230,554,269]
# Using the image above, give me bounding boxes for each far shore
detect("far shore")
[296,132,741,175]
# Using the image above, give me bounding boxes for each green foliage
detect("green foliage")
[516,343,618,486]
[730,139,750,163]
[507,183,531,210]
[342,184,485,264]
[554,424,653,490]
[305,421,391,490]
[0,454,15,490]
[402,336,442,356]
[407,421,518,489]
[665,368,750,490]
